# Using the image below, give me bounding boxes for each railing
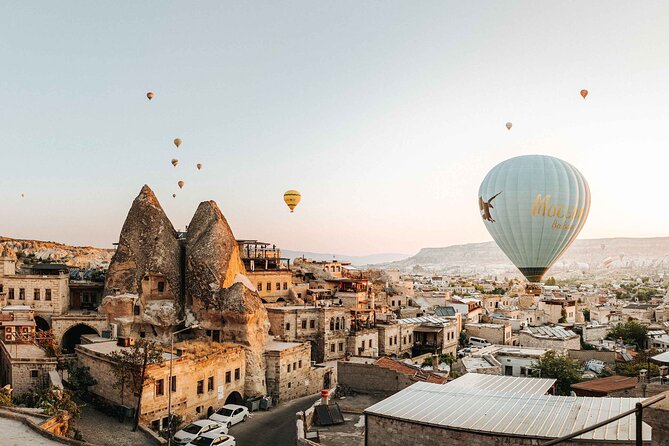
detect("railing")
[540,393,665,446]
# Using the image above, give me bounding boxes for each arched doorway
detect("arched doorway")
[225,391,243,406]
[34,316,50,332]
[61,324,98,353]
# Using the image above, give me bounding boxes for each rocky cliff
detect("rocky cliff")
[0,236,113,268]
[102,185,182,338]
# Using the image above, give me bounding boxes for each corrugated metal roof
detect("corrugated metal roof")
[364,382,650,442]
[652,351,669,363]
[398,316,452,325]
[447,373,555,395]
[526,326,577,339]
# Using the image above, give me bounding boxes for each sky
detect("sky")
[2,1,669,256]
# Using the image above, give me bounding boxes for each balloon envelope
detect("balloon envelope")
[506,122,512,130]
[171,159,179,167]
[174,138,182,148]
[478,154,590,282]
[147,91,154,100]
[283,190,301,212]
[580,89,588,99]
[178,181,184,189]
[172,193,176,198]
[196,163,202,170]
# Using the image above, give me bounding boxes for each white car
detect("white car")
[173,420,228,445]
[208,404,249,427]
[186,432,235,446]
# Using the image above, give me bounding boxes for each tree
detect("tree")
[109,339,164,431]
[65,362,97,398]
[545,277,557,286]
[607,322,648,349]
[582,309,590,322]
[533,351,582,395]
[15,387,80,436]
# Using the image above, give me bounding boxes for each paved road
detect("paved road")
[0,416,62,446]
[230,394,319,446]
[77,403,153,446]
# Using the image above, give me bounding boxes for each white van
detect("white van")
[468,336,491,348]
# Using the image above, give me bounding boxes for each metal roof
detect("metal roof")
[526,326,578,339]
[447,373,555,395]
[398,316,453,325]
[364,382,650,442]
[652,351,669,363]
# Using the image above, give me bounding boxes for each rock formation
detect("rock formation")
[185,201,246,306]
[102,185,181,338]
[185,201,269,397]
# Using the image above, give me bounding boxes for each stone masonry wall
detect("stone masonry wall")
[338,361,415,396]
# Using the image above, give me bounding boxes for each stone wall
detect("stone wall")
[365,414,643,446]
[51,315,107,345]
[518,332,581,351]
[265,342,332,403]
[338,361,415,396]
[2,274,69,321]
[567,349,616,366]
[465,323,511,345]
[247,270,293,300]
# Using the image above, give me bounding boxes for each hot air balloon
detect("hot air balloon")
[580,89,588,99]
[196,163,202,170]
[171,159,179,167]
[147,91,154,101]
[478,155,590,282]
[172,193,176,198]
[20,194,24,198]
[506,122,512,130]
[283,190,301,212]
[178,181,184,189]
[174,138,182,148]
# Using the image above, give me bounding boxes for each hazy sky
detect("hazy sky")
[3,2,669,256]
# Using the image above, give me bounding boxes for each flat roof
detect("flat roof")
[525,326,578,339]
[447,373,555,395]
[265,339,305,351]
[365,382,650,442]
[398,316,452,325]
[461,356,497,370]
[571,376,638,393]
[2,306,32,311]
[1,342,50,359]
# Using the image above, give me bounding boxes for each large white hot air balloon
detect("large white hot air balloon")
[478,154,591,282]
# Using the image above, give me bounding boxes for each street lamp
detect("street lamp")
[167,324,199,446]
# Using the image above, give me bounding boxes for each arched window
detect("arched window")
[335,318,340,330]
[329,319,334,331]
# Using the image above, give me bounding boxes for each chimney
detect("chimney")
[432,353,439,372]
[320,389,329,405]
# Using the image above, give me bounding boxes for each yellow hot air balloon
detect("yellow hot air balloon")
[171,159,179,167]
[506,122,512,130]
[196,163,202,170]
[147,91,154,101]
[174,138,182,148]
[283,190,301,212]
[580,89,588,99]
[178,181,185,189]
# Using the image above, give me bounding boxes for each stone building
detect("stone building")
[538,299,577,324]
[519,326,580,351]
[347,329,379,358]
[0,341,57,395]
[376,322,414,358]
[101,187,270,401]
[265,339,334,403]
[76,339,246,428]
[237,240,293,303]
[465,322,513,345]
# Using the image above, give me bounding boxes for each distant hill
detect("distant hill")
[375,237,669,277]
[0,236,113,269]
[282,250,409,266]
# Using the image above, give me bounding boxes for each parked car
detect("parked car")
[468,336,491,348]
[208,404,249,427]
[174,420,228,445]
[186,432,236,446]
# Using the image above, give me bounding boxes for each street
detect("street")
[229,394,319,446]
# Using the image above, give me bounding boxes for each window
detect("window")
[208,376,214,391]
[30,370,38,378]
[45,289,51,301]
[329,319,334,331]
[19,288,25,300]
[391,300,395,306]
[34,289,40,300]
[293,362,297,371]
[134,305,140,315]
[226,371,231,383]
[330,344,335,353]
[157,281,165,293]
[197,380,204,394]
[287,364,291,372]
[309,320,315,329]
[8,288,13,300]
[155,379,165,396]
[287,382,291,388]
[171,376,177,392]
[297,293,302,299]
[394,335,397,345]
[338,342,343,352]
[267,282,272,291]
[301,320,307,329]
[276,282,281,291]
[409,334,412,343]
[403,336,407,345]
[388,337,392,346]
[283,282,288,290]
[335,318,340,330]
[285,323,290,331]
[234,368,240,380]
[369,339,372,348]
[298,360,302,368]
[257,283,262,291]
[360,342,364,350]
